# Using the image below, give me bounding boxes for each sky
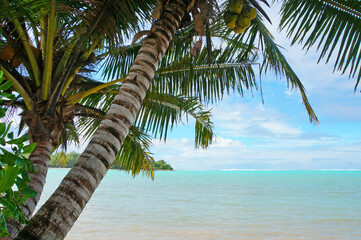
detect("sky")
[63,2,361,171]
[148,3,361,170]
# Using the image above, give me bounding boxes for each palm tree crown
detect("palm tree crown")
[0,0,326,239]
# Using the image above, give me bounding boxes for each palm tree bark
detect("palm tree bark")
[7,138,52,239]
[15,0,188,239]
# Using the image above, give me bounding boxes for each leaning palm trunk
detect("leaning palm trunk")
[7,138,52,239]
[15,0,187,239]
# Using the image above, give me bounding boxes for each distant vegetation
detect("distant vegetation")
[50,152,173,170]
[149,159,173,170]
[49,152,80,168]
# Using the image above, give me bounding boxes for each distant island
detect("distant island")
[49,152,173,171]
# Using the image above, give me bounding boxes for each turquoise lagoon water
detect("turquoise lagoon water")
[37,169,361,239]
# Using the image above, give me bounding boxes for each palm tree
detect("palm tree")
[277,0,361,90]
[0,0,156,237]
[0,0,258,236]
[0,0,264,236]
[0,6,220,240]
[14,0,320,239]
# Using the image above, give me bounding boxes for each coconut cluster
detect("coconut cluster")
[223,0,257,34]
[0,45,39,68]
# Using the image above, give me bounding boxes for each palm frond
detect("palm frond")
[74,104,107,141]
[101,44,141,81]
[278,0,361,90]
[155,47,258,104]
[100,25,196,82]
[76,83,215,147]
[112,126,154,179]
[191,108,214,148]
[256,18,318,123]
[58,123,80,151]
[213,3,318,123]
[136,92,214,147]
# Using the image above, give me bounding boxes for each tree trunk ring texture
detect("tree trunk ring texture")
[7,138,52,239]
[15,1,187,239]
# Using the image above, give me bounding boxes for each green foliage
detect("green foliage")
[278,0,361,90]
[49,152,80,168]
[111,126,155,178]
[0,71,37,237]
[214,1,318,123]
[0,0,214,180]
[50,152,173,171]
[151,160,173,171]
[1,0,318,181]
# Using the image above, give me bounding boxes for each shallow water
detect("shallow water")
[37,170,361,240]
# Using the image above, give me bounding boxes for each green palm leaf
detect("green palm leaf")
[137,92,214,146]
[278,0,361,90]
[213,2,318,123]
[112,126,155,179]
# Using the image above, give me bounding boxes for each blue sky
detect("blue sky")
[3,3,359,171]
[66,3,361,171]
[149,4,361,170]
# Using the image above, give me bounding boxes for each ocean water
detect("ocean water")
[37,169,361,240]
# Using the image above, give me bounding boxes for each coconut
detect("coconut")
[229,0,243,14]
[248,8,257,20]
[0,46,15,61]
[223,11,238,29]
[10,55,22,68]
[237,15,251,29]
[234,25,246,34]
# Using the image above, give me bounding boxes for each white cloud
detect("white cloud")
[260,121,301,135]
[152,137,250,170]
[151,135,361,171]
[254,136,341,149]
[211,97,302,139]
[149,77,360,170]
[58,3,361,172]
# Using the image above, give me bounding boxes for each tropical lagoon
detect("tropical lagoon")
[1,0,361,239]
[37,169,361,240]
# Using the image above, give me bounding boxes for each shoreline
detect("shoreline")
[48,168,361,171]
[49,167,174,171]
